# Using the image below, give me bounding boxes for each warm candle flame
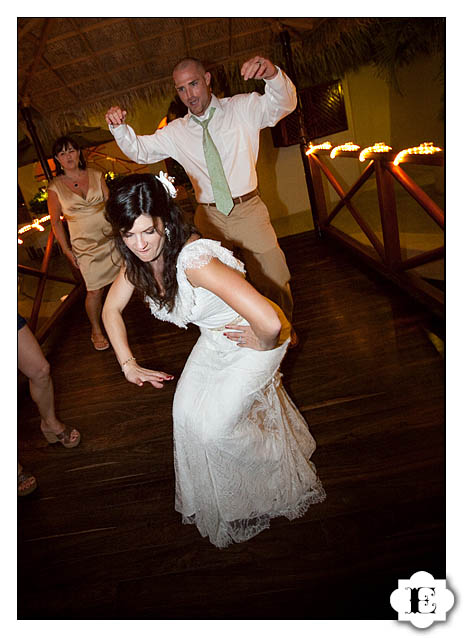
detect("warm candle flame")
[393,142,442,166]
[18,214,51,240]
[359,142,392,162]
[330,142,360,159]
[305,141,332,155]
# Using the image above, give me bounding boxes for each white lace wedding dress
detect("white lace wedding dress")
[147,239,326,548]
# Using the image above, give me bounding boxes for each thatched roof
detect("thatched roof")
[18,17,444,149]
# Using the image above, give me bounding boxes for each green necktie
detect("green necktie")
[192,107,234,215]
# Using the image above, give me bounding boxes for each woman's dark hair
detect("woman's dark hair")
[52,136,86,175]
[105,173,197,311]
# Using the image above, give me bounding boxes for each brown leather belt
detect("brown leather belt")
[198,189,258,207]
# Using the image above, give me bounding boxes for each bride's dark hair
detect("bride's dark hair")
[105,173,197,311]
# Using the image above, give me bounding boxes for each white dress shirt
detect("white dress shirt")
[109,68,297,203]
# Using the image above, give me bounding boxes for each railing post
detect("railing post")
[375,159,402,271]
[27,228,55,333]
[307,154,328,228]
[19,102,54,182]
[19,101,56,333]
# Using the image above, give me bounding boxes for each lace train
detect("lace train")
[182,481,326,549]
[174,366,326,548]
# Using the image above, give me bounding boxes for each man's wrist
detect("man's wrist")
[108,122,125,133]
[264,66,279,81]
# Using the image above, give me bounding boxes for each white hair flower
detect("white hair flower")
[155,171,177,198]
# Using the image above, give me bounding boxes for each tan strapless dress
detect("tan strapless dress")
[48,169,120,291]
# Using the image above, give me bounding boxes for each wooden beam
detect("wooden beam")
[19,18,53,100]
[18,264,78,285]
[324,225,444,317]
[126,18,154,80]
[29,19,260,74]
[182,17,191,57]
[35,283,85,344]
[42,43,275,116]
[31,17,130,45]
[18,33,78,104]
[18,17,42,41]
[28,26,272,99]
[27,228,55,333]
[400,246,444,271]
[327,161,375,223]
[307,155,328,228]
[375,160,402,271]
[386,163,445,230]
[69,17,118,92]
[311,154,385,259]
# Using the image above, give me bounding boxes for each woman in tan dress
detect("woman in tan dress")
[48,136,120,350]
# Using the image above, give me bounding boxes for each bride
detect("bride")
[102,172,325,548]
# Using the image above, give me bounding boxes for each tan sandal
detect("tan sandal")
[41,424,81,448]
[91,334,109,351]
[18,470,37,496]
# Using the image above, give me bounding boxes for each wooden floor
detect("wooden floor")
[17,231,445,620]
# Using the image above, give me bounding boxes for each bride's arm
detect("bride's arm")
[185,258,281,350]
[102,268,174,387]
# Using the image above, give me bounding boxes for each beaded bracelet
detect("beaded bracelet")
[121,356,136,371]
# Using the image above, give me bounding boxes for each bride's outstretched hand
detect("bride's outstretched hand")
[122,360,174,388]
[224,324,270,351]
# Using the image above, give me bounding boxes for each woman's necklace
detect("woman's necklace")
[64,171,86,194]
[64,171,82,187]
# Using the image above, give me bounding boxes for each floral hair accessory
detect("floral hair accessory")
[156,171,177,198]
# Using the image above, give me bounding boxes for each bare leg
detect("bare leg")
[18,324,79,444]
[85,288,105,336]
[85,288,109,349]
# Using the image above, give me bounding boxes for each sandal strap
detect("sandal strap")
[18,471,36,486]
[55,426,77,443]
[18,471,32,484]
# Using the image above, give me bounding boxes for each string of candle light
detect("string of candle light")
[18,146,443,243]
[17,214,66,244]
[329,142,361,159]
[393,142,442,166]
[359,142,392,162]
[305,141,332,155]
[18,215,50,244]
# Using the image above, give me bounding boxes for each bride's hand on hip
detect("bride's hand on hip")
[123,361,174,388]
[224,324,268,351]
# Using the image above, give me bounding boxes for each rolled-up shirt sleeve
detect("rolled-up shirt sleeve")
[259,67,297,128]
[109,122,177,165]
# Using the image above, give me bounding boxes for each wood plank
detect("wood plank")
[18,230,445,619]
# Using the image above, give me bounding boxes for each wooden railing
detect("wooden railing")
[18,228,84,344]
[306,148,444,317]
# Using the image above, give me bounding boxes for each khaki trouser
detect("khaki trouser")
[194,195,294,321]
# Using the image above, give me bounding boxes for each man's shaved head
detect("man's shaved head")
[172,57,206,76]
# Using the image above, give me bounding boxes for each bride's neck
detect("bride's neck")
[150,253,165,272]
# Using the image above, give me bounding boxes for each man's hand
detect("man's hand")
[105,105,127,127]
[241,56,278,81]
